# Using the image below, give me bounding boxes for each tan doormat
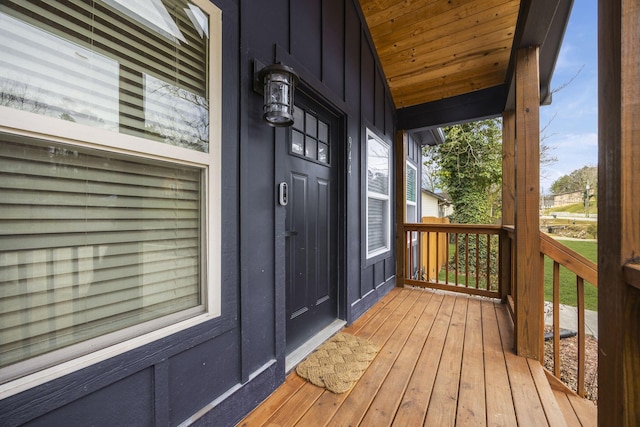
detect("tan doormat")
[295,332,379,394]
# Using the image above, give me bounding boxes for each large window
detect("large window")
[0,0,221,386]
[366,129,391,258]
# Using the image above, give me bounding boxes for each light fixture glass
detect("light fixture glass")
[259,63,299,127]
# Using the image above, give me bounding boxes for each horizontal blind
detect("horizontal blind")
[406,164,417,203]
[0,136,202,368]
[367,198,388,253]
[0,0,209,151]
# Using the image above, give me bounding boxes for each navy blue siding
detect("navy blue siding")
[0,0,398,426]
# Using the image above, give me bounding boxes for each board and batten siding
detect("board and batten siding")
[0,1,398,426]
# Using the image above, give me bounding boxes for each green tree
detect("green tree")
[549,165,597,194]
[434,118,502,224]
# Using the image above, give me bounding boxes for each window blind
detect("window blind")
[0,0,209,151]
[406,165,417,203]
[0,135,202,368]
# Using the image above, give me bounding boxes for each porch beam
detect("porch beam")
[514,46,542,360]
[598,0,640,425]
[395,130,407,287]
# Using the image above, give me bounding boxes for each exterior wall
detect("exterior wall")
[422,192,441,217]
[553,190,583,207]
[0,0,397,426]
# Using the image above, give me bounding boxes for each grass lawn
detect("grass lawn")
[548,201,597,214]
[543,238,598,311]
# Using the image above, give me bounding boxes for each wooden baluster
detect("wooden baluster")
[475,233,480,289]
[455,233,459,286]
[553,261,561,378]
[577,276,585,397]
[435,232,440,284]
[465,234,470,287]
[426,230,430,283]
[445,232,450,286]
[486,234,491,291]
[406,230,410,282]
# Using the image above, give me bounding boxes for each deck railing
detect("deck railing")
[402,222,509,300]
[539,232,598,397]
[401,223,598,397]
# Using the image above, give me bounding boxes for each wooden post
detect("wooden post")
[598,0,640,424]
[501,110,516,303]
[514,46,542,360]
[395,131,407,287]
[502,110,516,226]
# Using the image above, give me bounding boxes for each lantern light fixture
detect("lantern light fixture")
[254,61,299,127]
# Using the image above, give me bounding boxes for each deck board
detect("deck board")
[391,291,455,426]
[359,291,440,426]
[423,296,468,426]
[553,390,582,427]
[482,300,518,426]
[325,289,426,426]
[238,287,597,426]
[456,298,487,426]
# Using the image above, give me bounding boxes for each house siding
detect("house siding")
[0,1,398,426]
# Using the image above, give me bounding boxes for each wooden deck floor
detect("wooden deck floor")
[239,287,596,427]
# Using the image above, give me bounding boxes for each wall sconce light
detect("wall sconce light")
[254,61,299,127]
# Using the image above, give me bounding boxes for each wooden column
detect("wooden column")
[500,111,516,303]
[502,111,516,226]
[395,130,407,287]
[598,0,640,425]
[514,46,543,360]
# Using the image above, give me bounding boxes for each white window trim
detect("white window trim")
[365,129,391,259]
[0,0,222,399]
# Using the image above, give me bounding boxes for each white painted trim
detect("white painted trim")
[365,129,392,259]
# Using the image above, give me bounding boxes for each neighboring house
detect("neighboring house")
[421,189,452,219]
[0,1,637,426]
[541,194,556,210]
[553,190,584,207]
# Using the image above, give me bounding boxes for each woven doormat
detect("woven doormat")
[295,332,379,394]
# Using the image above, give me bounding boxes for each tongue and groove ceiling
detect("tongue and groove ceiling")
[357,0,573,130]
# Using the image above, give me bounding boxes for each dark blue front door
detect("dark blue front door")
[285,93,339,352]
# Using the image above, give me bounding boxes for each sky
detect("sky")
[539,0,598,194]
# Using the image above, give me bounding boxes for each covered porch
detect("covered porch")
[240,287,596,426]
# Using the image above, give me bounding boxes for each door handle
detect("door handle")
[285,230,298,237]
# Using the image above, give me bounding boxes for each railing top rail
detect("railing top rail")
[624,263,640,290]
[539,232,598,286]
[403,223,503,234]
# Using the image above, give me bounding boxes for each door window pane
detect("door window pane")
[318,143,329,164]
[305,136,317,160]
[292,130,304,155]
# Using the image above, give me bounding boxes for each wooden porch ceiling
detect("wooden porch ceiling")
[358,0,574,131]
[359,0,520,109]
